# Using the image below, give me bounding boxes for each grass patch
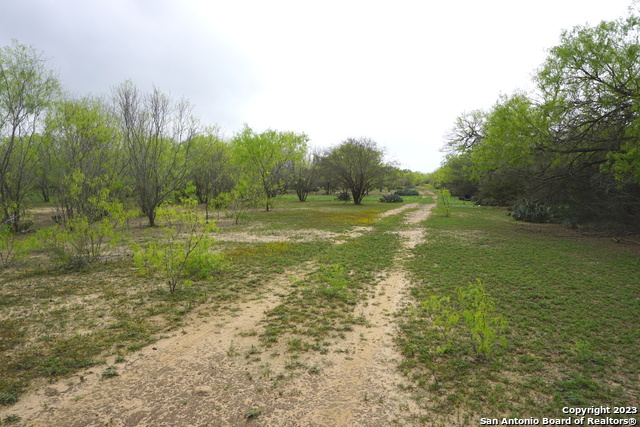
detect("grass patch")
[258,213,402,348]
[240,193,424,232]
[398,201,640,418]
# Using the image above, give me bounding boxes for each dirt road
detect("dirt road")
[4,202,436,426]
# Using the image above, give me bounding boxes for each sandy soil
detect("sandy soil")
[2,201,442,427]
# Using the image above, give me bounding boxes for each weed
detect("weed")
[416,279,508,359]
[101,366,119,379]
[0,225,37,268]
[226,343,239,357]
[245,407,262,419]
[2,414,21,424]
[435,189,451,217]
[0,392,17,406]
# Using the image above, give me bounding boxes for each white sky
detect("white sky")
[0,0,633,172]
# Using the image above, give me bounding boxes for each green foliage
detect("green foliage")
[509,200,559,223]
[245,407,262,419]
[379,193,404,203]
[395,188,420,196]
[435,188,451,216]
[187,129,235,221]
[232,124,308,211]
[0,392,17,406]
[2,414,21,424]
[0,225,37,268]
[335,191,352,202]
[315,264,353,302]
[436,8,640,227]
[417,279,508,360]
[39,192,128,269]
[0,41,60,232]
[221,179,265,224]
[183,240,227,279]
[133,200,217,293]
[100,366,119,379]
[323,138,389,205]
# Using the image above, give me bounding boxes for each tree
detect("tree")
[187,128,234,221]
[290,150,320,202]
[44,95,124,222]
[443,109,487,154]
[231,125,307,211]
[0,41,59,231]
[433,152,478,197]
[533,11,640,222]
[441,7,640,224]
[112,81,198,226]
[323,137,389,205]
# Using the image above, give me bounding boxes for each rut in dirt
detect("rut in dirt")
[6,201,436,427]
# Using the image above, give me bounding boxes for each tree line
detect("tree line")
[434,6,640,229]
[0,40,428,232]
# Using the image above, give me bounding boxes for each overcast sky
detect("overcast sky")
[0,0,633,172]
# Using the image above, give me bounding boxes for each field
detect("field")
[0,191,638,426]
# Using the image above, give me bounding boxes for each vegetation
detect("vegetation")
[231,125,308,211]
[379,193,403,203]
[435,7,640,229]
[0,8,638,421]
[112,81,198,227]
[397,199,639,419]
[0,41,60,232]
[321,137,391,205]
[435,188,451,217]
[133,200,218,293]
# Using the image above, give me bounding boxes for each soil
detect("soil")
[2,201,443,427]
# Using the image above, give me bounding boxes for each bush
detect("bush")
[133,200,217,293]
[416,279,508,360]
[336,191,352,202]
[436,189,452,217]
[0,225,37,268]
[395,188,420,196]
[509,200,558,223]
[183,241,227,279]
[38,189,131,269]
[379,193,404,203]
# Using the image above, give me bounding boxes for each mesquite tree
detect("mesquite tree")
[113,81,198,226]
[0,41,59,231]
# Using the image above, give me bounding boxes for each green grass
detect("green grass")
[233,193,426,232]
[258,213,403,347]
[398,201,640,419]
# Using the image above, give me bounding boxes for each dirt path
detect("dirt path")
[4,202,436,426]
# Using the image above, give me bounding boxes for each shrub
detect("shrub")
[336,191,352,202]
[379,193,404,203]
[0,225,37,268]
[395,188,420,196]
[436,189,452,217]
[509,200,558,223]
[38,195,129,269]
[183,240,227,279]
[416,279,508,360]
[133,200,217,293]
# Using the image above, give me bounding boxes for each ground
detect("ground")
[1,199,446,426]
